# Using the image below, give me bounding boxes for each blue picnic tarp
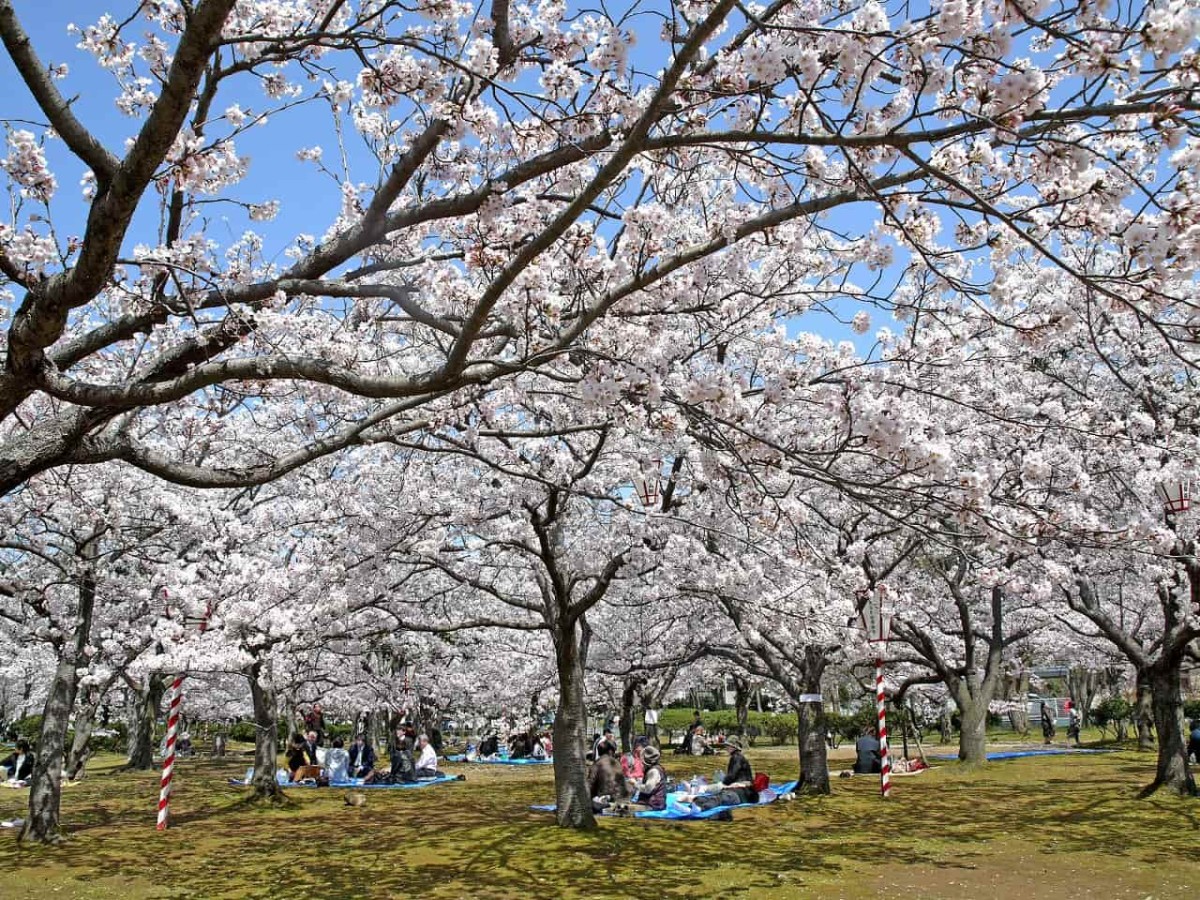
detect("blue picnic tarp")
[229,774,461,790]
[930,748,1110,762]
[446,754,553,765]
[532,781,800,821]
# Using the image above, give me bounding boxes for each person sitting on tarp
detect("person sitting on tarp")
[630,745,668,811]
[366,733,416,784]
[287,733,323,783]
[326,738,351,783]
[531,734,549,759]
[722,738,753,786]
[348,734,376,779]
[690,726,711,756]
[853,726,882,775]
[415,734,440,778]
[509,732,531,759]
[1,739,33,782]
[593,728,618,761]
[588,741,629,811]
[622,736,648,780]
[478,733,500,758]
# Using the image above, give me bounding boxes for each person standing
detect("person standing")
[303,704,326,745]
[1067,706,1082,746]
[1040,701,1056,745]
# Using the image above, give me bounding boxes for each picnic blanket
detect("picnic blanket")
[930,748,1110,762]
[229,774,461,790]
[533,780,800,821]
[446,754,553,765]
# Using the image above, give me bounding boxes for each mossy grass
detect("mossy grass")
[1,738,1196,898]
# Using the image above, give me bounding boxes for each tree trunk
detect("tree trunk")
[126,676,165,770]
[247,662,285,801]
[1135,669,1155,751]
[618,678,639,753]
[958,698,988,764]
[1006,671,1030,735]
[551,622,595,829]
[65,700,98,781]
[21,565,97,844]
[1067,667,1098,728]
[939,704,953,744]
[734,678,751,737]
[1141,663,1196,797]
[794,663,830,795]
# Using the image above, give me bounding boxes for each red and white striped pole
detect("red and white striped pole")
[876,656,891,800]
[156,675,185,830]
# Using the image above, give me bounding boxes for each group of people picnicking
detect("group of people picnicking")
[587,725,764,817]
[470,730,553,760]
[284,727,449,786]
[278,703,455,787]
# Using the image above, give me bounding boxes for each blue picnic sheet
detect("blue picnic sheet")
[930,748,1110,762]
[532,781,799,821]
[446,754,553,765]
[229,774,460,790]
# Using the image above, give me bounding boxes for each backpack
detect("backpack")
[752,772,770,793]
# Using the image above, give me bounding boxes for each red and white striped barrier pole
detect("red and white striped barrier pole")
[876,656,891,800]
[156,675,185,830]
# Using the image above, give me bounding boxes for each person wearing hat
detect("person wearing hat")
[721,738,753,786]
[631,744,668,811]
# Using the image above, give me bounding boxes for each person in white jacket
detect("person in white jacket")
[325,738,351,783]
[415,734,439,778]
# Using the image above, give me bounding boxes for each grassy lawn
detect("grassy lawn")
[1,738,1197,899]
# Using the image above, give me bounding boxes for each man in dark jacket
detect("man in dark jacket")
[302,730,320,765]
[722,739,754,786]
[853,726,881,774]
[348,734,376,778]
[1,739,34,781]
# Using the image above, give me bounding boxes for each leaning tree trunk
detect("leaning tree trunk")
[1135,669,1156,750]
[1141,662,1196,797]
[126,676,166,770]
[551,622,595,829]
[247,661,284,801]
[21,565,97,844]
[65,699,99,781]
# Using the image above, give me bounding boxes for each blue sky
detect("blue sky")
[1,0,868,347]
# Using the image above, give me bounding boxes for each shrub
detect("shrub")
[11,715,42,741]
[1093,696,1132,740]
[760,713,797,745]
[229,721,258,743]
